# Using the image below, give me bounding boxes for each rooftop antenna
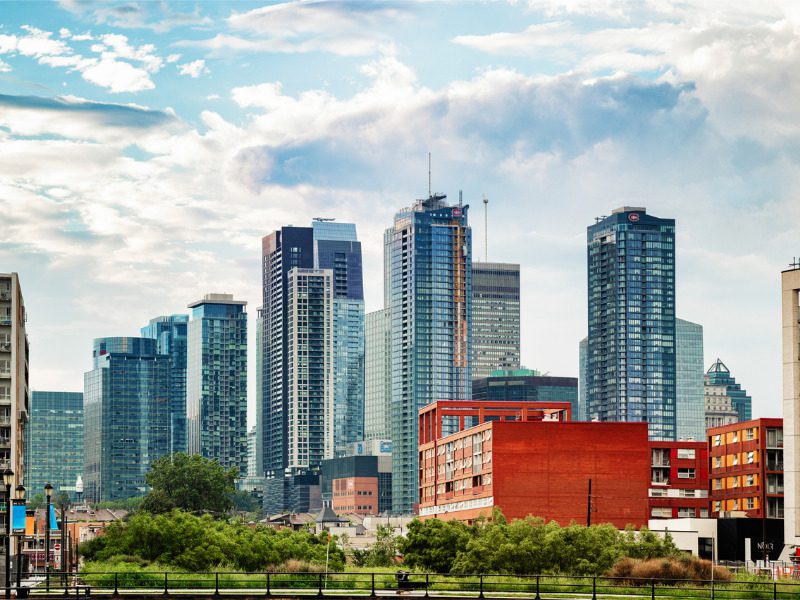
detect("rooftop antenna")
[428,152,431,198]
[459,190,463,207]
[483,195,489,262]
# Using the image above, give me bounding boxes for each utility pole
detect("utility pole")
[483,196,489,262]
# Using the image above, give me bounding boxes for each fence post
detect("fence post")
[651,578,655,600]
[265,572,271,598]
[214,572,220,596]
[711,578,715,600]
[592,576,597,600]
[163,572,168,596]
[318,572,323,597]
[425,573,429,598]
[535,575,540,600]
[47,570,51,593]
[113,572,119,596]
[773,579,777,600]
[479,574,484,599]
[370,573,375,598]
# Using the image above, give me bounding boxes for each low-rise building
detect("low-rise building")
[709,418,783,519]
[418,400,649,528]
[648,441,709,519]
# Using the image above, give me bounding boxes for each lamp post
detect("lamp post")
[14,485,23,596]
[3,469,13,600]
[44,484,52,592]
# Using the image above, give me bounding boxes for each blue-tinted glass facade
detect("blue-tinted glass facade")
[313,221,365,457]
[187,296,248,474]
[141,314,188,455]
[25,391,83,499]
[676,318,705,441]
[83,337,170,501]
[472,370,578,413]
[578,337,588,421]
[587,207,676,441]
[705,358,752,422]
[385,194,471,513]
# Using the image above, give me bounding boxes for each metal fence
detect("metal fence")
[18,570,800,599]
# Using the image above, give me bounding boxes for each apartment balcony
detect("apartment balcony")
[651,460,670,467]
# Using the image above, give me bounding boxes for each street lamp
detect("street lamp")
[14,485,23,596]
[44,484,52,592]
[3,469,13,600]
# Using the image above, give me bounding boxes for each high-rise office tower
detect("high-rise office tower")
[578,337,588,421]
[471,262,520,379]
[312,220,365,456]
[25,391,83,498]
[704,358,752,429]
[186,294,248,473]
[84,337,170,501]
[364,308,391,440]
[782,264,800,553]
[141,314,189,455]
[586,207,676,441]
[286,268,334,470]
[385,193,471,513]
[675,318,705,441]
[260,227,315,480]
[0,273,27,491]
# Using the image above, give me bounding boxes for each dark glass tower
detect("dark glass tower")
[586,206,676,440]
[141,314,188,455]
[84,337,170,501]
[186,294,248,474]
[312,220,365,457]
[385,194,472,513]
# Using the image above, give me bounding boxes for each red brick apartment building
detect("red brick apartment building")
[708,418,784,518]
[648,441,710,519]
[418,400,649,528]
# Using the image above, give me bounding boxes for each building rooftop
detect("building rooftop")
[187,293,247,308]
[611,206,647,214]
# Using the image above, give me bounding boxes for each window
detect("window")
[714,456,722,469]
[731,431,739,443]
[714,435,721,447]
[677,448,696,460]
[700,509,709,518]
[747,452,755,464]
[714,501,722,512]
[651,507,672,518]
[746,498,755,510]
[746,428,755,441]
[678,468,695,479]
[746,474,755,487]
[714,478,723,490]
[767,428,783,449]
[678,508,694,518]
[732,454,739,466]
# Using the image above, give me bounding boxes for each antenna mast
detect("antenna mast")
[428,152,431,197]
[483,195,489,262]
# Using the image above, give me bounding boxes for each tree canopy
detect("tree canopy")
[140,453,237,515]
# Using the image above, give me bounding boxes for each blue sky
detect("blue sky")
[1,0,798,425]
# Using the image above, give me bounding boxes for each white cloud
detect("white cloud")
[0,59,10,73]
[166,53,181,63]
[177,59,208,78]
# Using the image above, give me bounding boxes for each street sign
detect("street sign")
[53,543,61,552]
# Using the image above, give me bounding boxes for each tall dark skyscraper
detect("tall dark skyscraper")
[385,194,472,513]
[84,337,170,501]
[586,206,676,441]
[312,220,365,456]
[186,294,248,473]
[141,314,188,455]
[260,227,315,483]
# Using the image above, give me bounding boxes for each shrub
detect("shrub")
[606,556,732,584]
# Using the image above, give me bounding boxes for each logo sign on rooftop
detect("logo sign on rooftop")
[452,208,462,218]
[628,213,640,222]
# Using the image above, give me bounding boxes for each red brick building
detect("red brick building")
[648,441,710,519]
[709,418,784,519]
[331,476,379,515]
[418,400,649,528]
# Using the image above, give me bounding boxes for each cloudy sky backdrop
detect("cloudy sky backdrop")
[1,0,798,424]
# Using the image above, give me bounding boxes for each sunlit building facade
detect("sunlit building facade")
[365,308,391,441]
[471,262,520,379]
[676,318,705,441]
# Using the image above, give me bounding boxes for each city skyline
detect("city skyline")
[2,1,799,424]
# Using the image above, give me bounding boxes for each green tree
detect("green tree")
[364,525,398,567]
[53,491,71,507]
[27,494,44,510]
[140,453,237,515]
[399,518,471,573]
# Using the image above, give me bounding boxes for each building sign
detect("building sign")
[11,499,26,534]
[628,213,640,222]
[452,208,462,218]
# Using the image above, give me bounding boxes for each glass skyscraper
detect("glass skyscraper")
[141,314,188,455]
[84,337,170,501]
[675,318,705,441]
[471,262,521,379]
[25,391,83,499]
[578,337,588,421]
[312,220,365,456]
[586,206,676,441]
[385,193,472,513]
[472,369,578,412]
[364,308,391,441]
[704,358,752,428]
[186,294,248,474]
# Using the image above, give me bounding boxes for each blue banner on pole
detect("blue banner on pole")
[11,499,25,533]
[49,504,59,530]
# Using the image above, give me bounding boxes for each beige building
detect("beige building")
[783,266,800,555]
[0,273,28,486]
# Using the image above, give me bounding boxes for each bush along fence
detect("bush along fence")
[37,570,800,599]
